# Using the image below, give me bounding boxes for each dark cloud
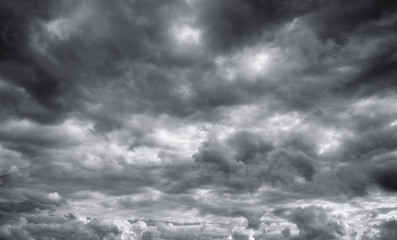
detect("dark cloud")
[0,0,198,127]
[275,206,348,240]
[267,148,316,183]
[0,0,54,60]
[377,220,397,240]
[0,199,54,215]
[371,160,397,192]
[290,163,370,199]
[159,131,318,195]
[227,130,273,165]
[341,47,397,96]
[0,190,65,226]
[0,1,74,124]
[196,0,321,53]
[1,0,397,237]
[307,0,397,44]
[1,0,396,128]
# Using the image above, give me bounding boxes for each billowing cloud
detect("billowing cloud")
[1,0,397,239]
[284,206,348,239]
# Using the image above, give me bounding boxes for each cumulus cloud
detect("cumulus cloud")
[286,206,348,240]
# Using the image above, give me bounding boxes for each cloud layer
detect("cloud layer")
[1,0,397,239]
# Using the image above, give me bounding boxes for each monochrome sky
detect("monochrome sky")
[1,0,397,239]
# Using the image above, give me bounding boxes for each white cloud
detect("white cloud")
[172,25,201,44]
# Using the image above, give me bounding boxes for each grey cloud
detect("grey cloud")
[335,122,397,163]
[370,160,397,192]
[142,223,227,240]
[202,133,315,187]
[306,0,397,44]
[1,0,397,234]
[275,206,348,240]
[0,0,200,128]
[160,130,318,195]
[1,0,396,130]
[267,148,316,183]
[117,192,263,230]
[1,0,392,136]
[377,220,397,240]
[315,1,397,98]
[361,220,397,240]
[287,163,370,199]
[28,165,157,196]
[0,199,54,215]
[0,217,121,240]
[341,45,397,96]
[0,190,65,226]
[195,202,263,230]
[227,130,274,165]
[230,229,253,240]
[195,0,321,53]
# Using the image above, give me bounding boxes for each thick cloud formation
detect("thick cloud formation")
[286,206,348,240]
[0,215,121,240]
[371,160,397,192]
[1,0,397,239]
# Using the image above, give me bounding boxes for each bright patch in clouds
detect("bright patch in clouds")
[46,18,71,40]
[317,129,341,154]
[215,46,276,82]
[172,25,201,44]
[250,52,270,72]
[268,112,303,132]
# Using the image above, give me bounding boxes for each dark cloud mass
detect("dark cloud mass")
[1,0,397,239]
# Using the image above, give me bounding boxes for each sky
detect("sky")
[0,0,397,239]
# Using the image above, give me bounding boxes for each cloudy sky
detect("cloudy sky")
[1,0,397,239]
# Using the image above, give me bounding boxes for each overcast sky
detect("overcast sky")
[1,0,397,239]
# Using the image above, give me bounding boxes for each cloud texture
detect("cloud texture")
[1,0,397,239]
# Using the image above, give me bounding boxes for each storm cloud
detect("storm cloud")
[1,0,397,239]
